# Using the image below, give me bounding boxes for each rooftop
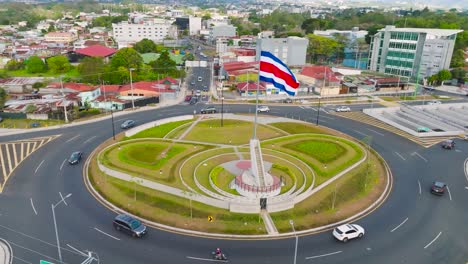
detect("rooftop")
[75,45,117,57]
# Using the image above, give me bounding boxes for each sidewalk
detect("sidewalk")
[0,238,12,264]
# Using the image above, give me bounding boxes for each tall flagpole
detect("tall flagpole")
[254,69,259,139]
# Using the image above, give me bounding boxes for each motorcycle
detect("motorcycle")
[211,251,228,261]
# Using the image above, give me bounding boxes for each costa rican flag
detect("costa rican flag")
[259,51,300,96]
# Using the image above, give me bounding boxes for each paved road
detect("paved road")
[0,104,467,263]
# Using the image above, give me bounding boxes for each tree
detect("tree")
[306,34,343,63]
[110,47,143,71]
[365,25,381,44]
[0,88,6,109]
[47,55,71,74]
[202,14,211,20]
[77,56,106,84]
[437,69,452,85]
[450,68,467,82]
[450,49,465,68]
[26,56,47,74]
[5,59,25,71]
[133,38,157,54]
[149,50,177,76]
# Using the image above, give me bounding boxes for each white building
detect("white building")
[210,25,236,41]
[314,27,368,41]
[189,16,201,36]
[112,19,177,44]
[256,37,309,66]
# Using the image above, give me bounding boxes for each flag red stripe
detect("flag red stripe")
[260,61,299,88]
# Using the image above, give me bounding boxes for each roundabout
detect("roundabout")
[88,114,389,237]
[0,103,467,264]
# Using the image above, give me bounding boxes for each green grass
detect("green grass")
[284,141,347,163]
[1,68,80,78]
[0,118,64,129]
[118,143,184,167]
[269,122,327,134]
[126,120,193,139]
[210,166,239,195]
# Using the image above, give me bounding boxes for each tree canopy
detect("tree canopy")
[149,50,178,76]
[306,34,344,63]
[134,38,157,54]
[110,48,143,71]
[26,56,47,74]
[77,57,106,84]
[0,88,6,109]
[47,55,71,74]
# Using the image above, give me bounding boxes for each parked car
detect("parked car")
[427,100,442,105]
[201,106,217,114]
[417,127,430,133]
[431,181,446,195]
[189,97,198,105]
[121,120,135,129]
[185,95,192,102]
[441,139,455,149]
[336,106,351,112]
[31,122,41,128]
[203,85,209,92]
[283,98,293,103]
[113,214,147,238]
[195,90,201,97]
[257,105,270,113]
[332,224,365,242]
[68,151,83,165]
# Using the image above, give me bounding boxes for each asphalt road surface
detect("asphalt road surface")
[0,103,467,264]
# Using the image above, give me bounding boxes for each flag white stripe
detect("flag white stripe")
[260,56,295,77]
[259,71,297,93]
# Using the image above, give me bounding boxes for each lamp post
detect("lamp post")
[59,76,69,123]
[316,96,321,126]
[289,219,298,264]
[52,193,72,263]
[129,68,135,110]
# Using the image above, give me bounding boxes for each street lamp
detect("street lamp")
[316,96,321,126]
[129,68,135,110]
[289,219,298,264]
[52,193,72,263]
[59,76,69,123]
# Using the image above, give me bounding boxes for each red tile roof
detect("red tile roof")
[301,66,340,82]
[100,85,122,93]
[223,61,258,71]
[236,81,266,91]
[75,45,117,57]
[156,77,178,85]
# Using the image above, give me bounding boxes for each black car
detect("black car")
[68,151,83,165]
[201,107,217,114]
[431,181,446,195]
[121,120,135,129]
[441,139,455,149]
[113,214,147,237]
[189,97,198,105]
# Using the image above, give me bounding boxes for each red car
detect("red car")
[185,95,192,102]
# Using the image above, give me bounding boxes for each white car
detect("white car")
[335,106,351,112]
[257,105,270,113]
[427,100,442,105]
[332,224,365,242]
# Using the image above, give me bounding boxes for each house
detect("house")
[299,66,342,96]
[0,77,44,93]
[236,81,266,96]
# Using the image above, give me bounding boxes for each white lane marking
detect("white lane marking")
[114,118,126,123]
[299,106,305,109]
[464,159,468,183]
[390,217,409,232]
[395,152,406,161]
[94,227,120,241]
[8,240,59,263]
[455,149,462,153]
[412,152,428,162]
[366,128,384,136]
[59,192,68,206]
[352,129,369,137]
[34,160,45,174]
[67,244,88,257]
[446,186,452,201]
[13,256,32,264]
[424,232,442,249]
[418,180,422,195]
[30,198,37,215]
[305,251,342,260]
[186,256,228,262]
[65,135,80,143]
[60,159,66,171]
[83,136,97,144]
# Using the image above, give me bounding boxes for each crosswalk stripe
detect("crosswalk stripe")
[0,145,7,185]
[5,144,13,175]
[12,143,18,168]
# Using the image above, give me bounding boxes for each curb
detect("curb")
[83,118,394,240]
[0,238,13,264]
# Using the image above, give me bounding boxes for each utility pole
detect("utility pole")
[129,68,135,110]
[59,76,69,123]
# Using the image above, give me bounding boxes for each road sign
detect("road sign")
[208,216,214,222]
[40,260,54,264]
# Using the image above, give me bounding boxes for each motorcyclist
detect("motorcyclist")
[215,248,222,259]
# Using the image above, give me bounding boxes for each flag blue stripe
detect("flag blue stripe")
[259,76,296,96]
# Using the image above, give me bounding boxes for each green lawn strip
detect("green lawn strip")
[101,140,209,186]
[0,118,64,129]
[125,120,193,139]
[91,171,265,234]
[180,147,235,193]
[195,153,240,194]
[284,140,347,164]
[210,166,239,195]
[270,166,294,194]
[164,122,194,139]
[183,119,283,145]
[269,122,328,134]
[270,153,382,232]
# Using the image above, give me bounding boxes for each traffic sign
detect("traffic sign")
[208,216,214,222]
[40,260,54,264]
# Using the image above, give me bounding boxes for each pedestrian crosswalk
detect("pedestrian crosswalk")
[0,135,60,192]
[331,112,455,148]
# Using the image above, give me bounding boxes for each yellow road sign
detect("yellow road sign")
[208,216,214,222]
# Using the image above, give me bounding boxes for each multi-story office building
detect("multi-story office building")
[44,32,77,43]
[256,37,309,66]
[368,25,462,79]
[189,16,201,36]
[112,19,177,44]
